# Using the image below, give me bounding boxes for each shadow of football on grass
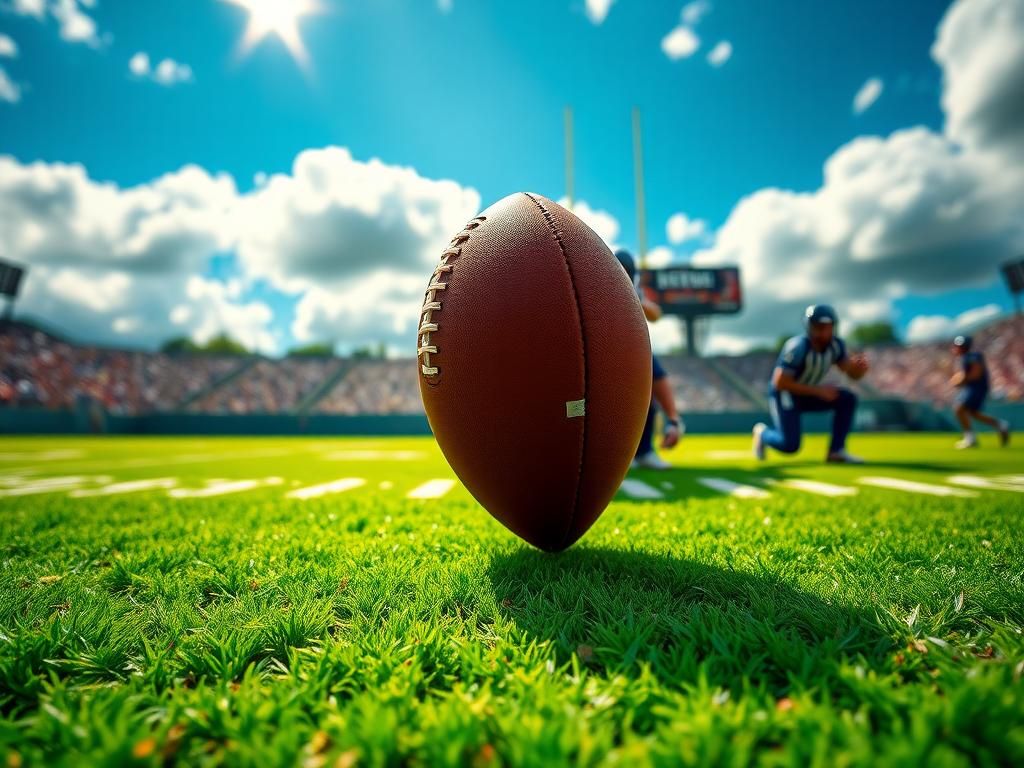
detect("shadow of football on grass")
[488,546,891,693]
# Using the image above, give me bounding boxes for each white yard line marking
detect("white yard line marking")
[323,450,424,462]
[858,476,977,497]
[169,477,283,499]
[0,450,85,462]
[697,477,771,499]
[765,478,857,497]
[0,476,108,497]
[947,475,1024,493]
[70,478,179,498]
[619,479,664,499]
[406,479,456,499]
[704,450,754,460]
[286,478,366,500]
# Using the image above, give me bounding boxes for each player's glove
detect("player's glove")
[661,418,684,449]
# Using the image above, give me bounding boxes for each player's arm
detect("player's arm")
[952,361,983,386]
[837,354,869,381]
[772,367,836,399]
[641,298,662,322]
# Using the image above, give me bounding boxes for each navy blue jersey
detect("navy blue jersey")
[773,335,848,389]
[961,351,989,391]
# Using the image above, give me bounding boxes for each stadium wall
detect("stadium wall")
[5,399,1020,435]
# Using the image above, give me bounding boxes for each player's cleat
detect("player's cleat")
[661,419,684,450]
[752,422,767,461]
[955,435,978,449]
[826,450,865,464]
[633,451,673,470]
[998,421,1011,447]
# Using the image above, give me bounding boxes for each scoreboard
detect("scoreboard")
[0,260,24,299]
[638,266,742,317]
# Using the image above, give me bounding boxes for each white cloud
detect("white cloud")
[11,0,45,18]
[0,155,254,348]
[0,147,483,354]
[645,245,675,269]
[680,0,711,26]
[557,198,620,248]
[687,0,1024,354]
[853,77,883,114]
[661,25,700,60]
[585,0,614,25]
[666,212,708,244]
[906,303,1002,343]
[692,127,1023,352]
[0,67,21,103]
[129,52,149,76]
[933,0,1024,163]
[707,40,732,67]
[233,147,479,298]
[8,0,105,47]
[129,52,193,86]
[50,0,102,46]
[0,34,17,58]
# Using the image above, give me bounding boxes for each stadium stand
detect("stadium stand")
[2,315,1022,415]
[188,357,343,414]
[314,360,423,415]
[0,323,244,414]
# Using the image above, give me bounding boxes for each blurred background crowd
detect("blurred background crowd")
[2,316,1020,416]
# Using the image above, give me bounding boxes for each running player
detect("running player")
[949,335,1010,448]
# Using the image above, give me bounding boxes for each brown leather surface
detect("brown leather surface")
[419,192,651,551]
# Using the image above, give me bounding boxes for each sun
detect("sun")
[223,0,323,68]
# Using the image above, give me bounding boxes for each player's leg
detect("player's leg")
[954,391,980,448]
[634,402,656,460]
[959,390,1010,446]
[824,389,862,463]
[651,356,683,449]
[755,391,802,457]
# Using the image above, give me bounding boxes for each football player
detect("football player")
[949,335,1010,449]
[614,249,683,470]
[753,304,870,463]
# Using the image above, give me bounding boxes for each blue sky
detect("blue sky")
[1,0,1021,354]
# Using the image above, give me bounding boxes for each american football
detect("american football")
[418,193,652,551]
[1,0,1023,764]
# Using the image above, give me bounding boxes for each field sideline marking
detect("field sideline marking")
[0,475,109,497]
[698,477,771,499]
[946,475,1024,493]
[170,477,284,498]
[323,450,424,462]
[406,479,456,499]
[71,478,179,497]
[858,476,977,497]
[619,479,664,499]
[765,478,857,497]
[287,478,366,500]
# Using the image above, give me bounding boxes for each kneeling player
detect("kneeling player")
[949,335,1009,449]
[753,304,870,463]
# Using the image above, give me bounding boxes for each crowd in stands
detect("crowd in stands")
[315,361,422,415]
[866,316,1024,405]
[2,316,1022,415]
[659,356,755,412]
[189,357,342,414]
[0,323,242,414]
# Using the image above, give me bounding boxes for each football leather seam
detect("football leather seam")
[418,216,487,382]
[524,192,587,551]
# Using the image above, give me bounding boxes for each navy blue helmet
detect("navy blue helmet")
[614,248,637,283]
[803,304,838,329]
[953,334,972,351]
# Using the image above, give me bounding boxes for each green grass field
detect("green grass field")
[1,433,1022,766]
